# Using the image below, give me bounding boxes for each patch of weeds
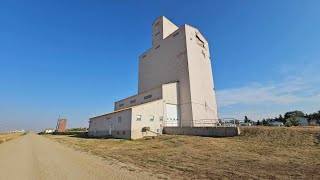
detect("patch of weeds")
[168,165,194,172]
[159,136,176,141]
[144,158,161,163]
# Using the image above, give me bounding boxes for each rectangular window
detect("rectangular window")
[159,116,163,122]
[117,116,122,123]
[119,103,124,107]
[144,94,152,99]
[150,115,154,121]
[136,115,142,121]
[130,99,136,104]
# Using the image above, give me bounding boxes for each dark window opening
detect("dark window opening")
[119,103,124,107]
[173,32,179,37]
[130,99,136,104]
[144,94,152,99]
[196,35,205,48]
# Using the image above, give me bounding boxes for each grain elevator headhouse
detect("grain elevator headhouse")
[89,16,219,139]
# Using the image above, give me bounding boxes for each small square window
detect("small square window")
[159,116,163,122]
[150,115,154,121]
[119,103,124,107]
[123,131,125,135]
[137,115,142,121]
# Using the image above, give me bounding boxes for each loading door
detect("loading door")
[165,104,179,127]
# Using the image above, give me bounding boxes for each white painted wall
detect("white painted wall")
[88,109,132,138]
[131,100,164,139]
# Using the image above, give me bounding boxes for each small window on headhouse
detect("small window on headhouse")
[119,103,124,107]
[137,115,142,121]
[159,116,163,122]
[196,34,205,48]
[150,115,154,121]
[144,94,152,99]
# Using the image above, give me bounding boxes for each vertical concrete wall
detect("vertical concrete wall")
[163,127,240,137]
[185,25,219,124]
[152,16,178,47]
[138,25,193,127]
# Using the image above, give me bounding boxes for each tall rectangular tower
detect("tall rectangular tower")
[139,16,218,126]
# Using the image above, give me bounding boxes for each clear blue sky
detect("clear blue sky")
[1,0,319,131]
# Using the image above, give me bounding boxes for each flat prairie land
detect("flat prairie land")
[0,133,24,144]
[46,127,320,179]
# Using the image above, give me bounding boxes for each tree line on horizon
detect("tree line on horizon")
[244,110,320,126]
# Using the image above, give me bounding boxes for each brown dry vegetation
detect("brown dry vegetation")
[0,133,24,144]
[46,127,320,179]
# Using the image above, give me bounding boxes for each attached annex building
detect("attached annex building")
[89,16,219,139]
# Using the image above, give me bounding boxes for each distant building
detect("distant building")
[286,117,309,126]
[239,123,252,126]
[89,16,219,139]
[44,128,54,133]
[269,121,284,126]
[56,119,67,132]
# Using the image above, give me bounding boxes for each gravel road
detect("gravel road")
[0,133,156,180]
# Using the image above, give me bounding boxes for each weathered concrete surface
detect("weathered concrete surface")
[0,133,156,180]
[163,127,240,137]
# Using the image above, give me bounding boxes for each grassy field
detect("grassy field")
[0,133,25,144]
[46,127,320,179]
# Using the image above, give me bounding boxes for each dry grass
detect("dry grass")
[46,127,320,179]
[0,133,24,144]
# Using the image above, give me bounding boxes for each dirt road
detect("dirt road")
[0,133,156,180]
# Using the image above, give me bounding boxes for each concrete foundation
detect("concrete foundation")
[163,127,240,137]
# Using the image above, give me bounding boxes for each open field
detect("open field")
[0,133,25,144]
[46,127,320,179]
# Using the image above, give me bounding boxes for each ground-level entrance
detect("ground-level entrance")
[165,104,179,127]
